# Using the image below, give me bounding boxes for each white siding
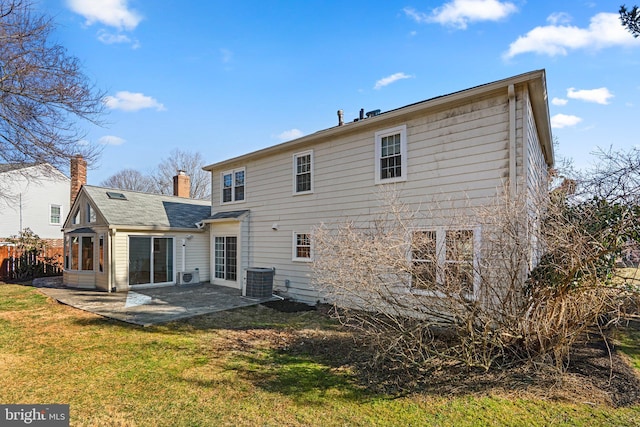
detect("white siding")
[0,164,69,240]
[208,90,532,304]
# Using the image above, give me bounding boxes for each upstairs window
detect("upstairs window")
[375,125,407,184]
[222,168,245,204]
[293,150,313,194]
[50,204,62,225]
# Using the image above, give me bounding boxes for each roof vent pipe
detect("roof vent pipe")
[337,109,344,126]
[359,108,364,120]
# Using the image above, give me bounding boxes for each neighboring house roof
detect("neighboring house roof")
[0,162,69,180]
[80,185,211,229]
[203,69,553,171]
[0,163,35,173]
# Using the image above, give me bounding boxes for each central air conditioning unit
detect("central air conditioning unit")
[177,270,200,285]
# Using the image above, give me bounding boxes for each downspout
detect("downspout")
[181,238,187,273]
[109,228,116,293]
[508,84,517,198]
[181,235,193,273]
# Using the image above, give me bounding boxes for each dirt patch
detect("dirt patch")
[241,315,640,406]
[567,338,640,406]
[261,299,316,313]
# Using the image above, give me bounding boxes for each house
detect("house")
[62,157,211,291]
[61,70,553,304]
[0,162,70,244]
[202,69,553,304]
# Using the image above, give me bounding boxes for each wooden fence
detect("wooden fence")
[0,245,64,281]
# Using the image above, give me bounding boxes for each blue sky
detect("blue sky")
[36,0,640,184]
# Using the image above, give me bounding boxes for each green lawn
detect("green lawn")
[1,283,639,426]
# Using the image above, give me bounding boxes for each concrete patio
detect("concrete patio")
[34,278,276,326]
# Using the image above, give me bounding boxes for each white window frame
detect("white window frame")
[409,226,480,299]
[214,235,238,281]
[293,150,314,195]
[220,167,246,204]
[292,232,312,262]
[86,202,96,223]
[375,124,407,184]
[98,234,105,273]
[72,208,80,225]
[66,233,96,272]
[49,204,62,225]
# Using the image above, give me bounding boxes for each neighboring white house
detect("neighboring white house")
[0,163,70,243]
[202,69,554,304]
[61,70,554,304]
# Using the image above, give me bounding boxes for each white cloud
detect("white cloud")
[551,97,568,106]
[551,114,582,128]
[99,135,126,146]
[104,91,166,112]
[404,0,517,30]
[546,12,572,25]
[276,129,304,142]
[567,87,613,105]
[67,0,143,31]
[374,72,414,90]
[504,12,640,58]
[97,29,131,44]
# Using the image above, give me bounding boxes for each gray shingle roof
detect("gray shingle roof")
[206,210,249,220]
[83,185,211,229]
[0,163,36,173]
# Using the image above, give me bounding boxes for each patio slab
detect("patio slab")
[35,279,275,326]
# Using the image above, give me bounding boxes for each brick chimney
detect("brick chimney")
[70,154,87,206]
[173,170,190,198]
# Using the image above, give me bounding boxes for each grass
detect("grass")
[1,283,640,426]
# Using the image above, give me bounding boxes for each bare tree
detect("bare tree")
[151,149,210,199]
[620,4,640,37]
[0,0,104,171]
[100,150,211,199]
[100,169,156,193]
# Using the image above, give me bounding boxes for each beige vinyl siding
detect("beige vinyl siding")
[524,89,549,267]
[209,88,531,303]
[181,232,210,281]
[111,230,208,291]
[112,231,129,290]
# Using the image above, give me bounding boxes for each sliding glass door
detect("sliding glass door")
[129,236,174,286]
